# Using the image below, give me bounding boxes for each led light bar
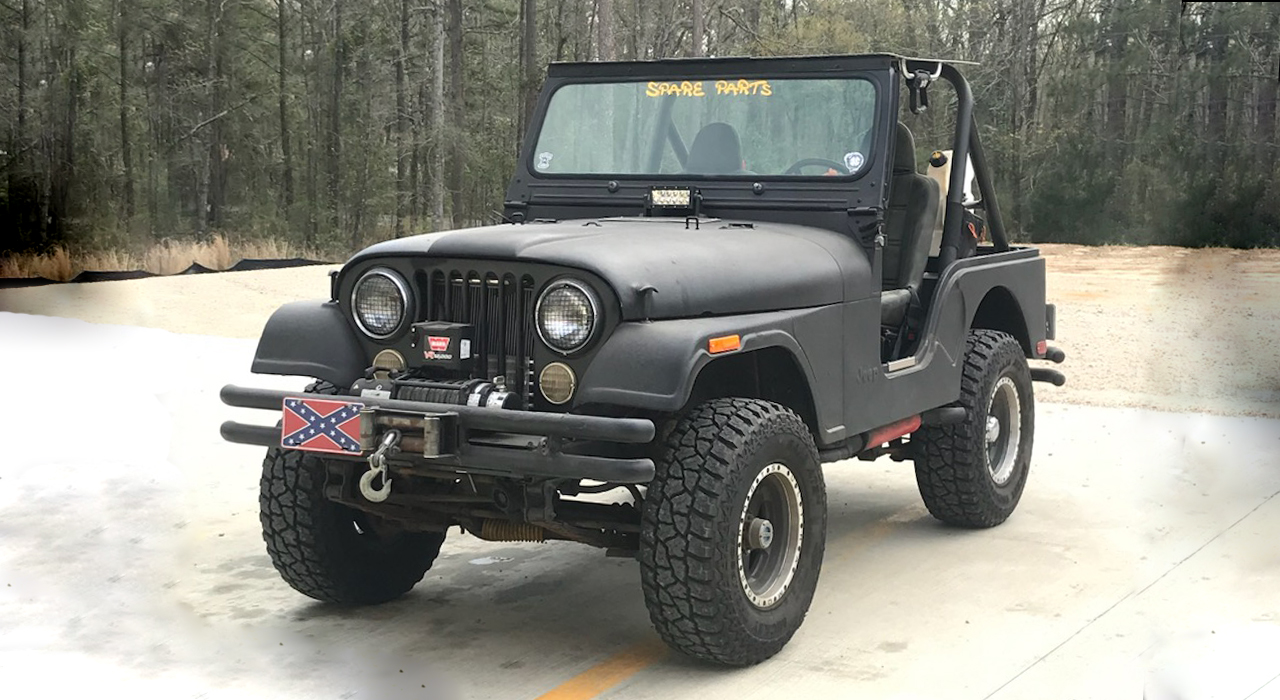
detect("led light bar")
[649,187,693,209]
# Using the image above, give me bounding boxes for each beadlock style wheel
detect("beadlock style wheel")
[985,376,1022,486]
[737,463,804,609]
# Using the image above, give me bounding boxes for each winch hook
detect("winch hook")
[359,429,401,503]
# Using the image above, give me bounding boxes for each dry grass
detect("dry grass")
[0,236,330,281]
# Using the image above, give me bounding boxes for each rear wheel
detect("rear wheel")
[259,381,445,604]
[639,398,827,666]
[914,330,1035,528]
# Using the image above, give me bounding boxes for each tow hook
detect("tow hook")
[359,429,401,502]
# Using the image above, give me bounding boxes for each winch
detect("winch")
[394,376,518,409]
[353,373,518,410]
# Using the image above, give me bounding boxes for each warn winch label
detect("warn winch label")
[411,321,473,369]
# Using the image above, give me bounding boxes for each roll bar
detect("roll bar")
[903,59,1011,267]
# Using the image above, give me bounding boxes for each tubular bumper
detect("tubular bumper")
[219,385,656,484]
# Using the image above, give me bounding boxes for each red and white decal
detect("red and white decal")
[281,397,364,454]
[427,336,450,352]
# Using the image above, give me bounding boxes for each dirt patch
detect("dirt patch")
[1037,244,1280,417]
[2,243,1277,418]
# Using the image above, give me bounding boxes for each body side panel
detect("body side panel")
[841,250,1048,435]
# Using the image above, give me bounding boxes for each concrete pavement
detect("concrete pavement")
[1,311,1277,699]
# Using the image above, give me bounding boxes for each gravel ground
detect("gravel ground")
[1039,244,1280,418]
[3,243,1278,417]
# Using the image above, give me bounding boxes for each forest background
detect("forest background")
[1,0,1278,269]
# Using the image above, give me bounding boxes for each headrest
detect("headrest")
[894,123,918,174]
[686,122,743,174]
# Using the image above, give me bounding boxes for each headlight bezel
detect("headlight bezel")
[350,267,412,340]
[535,277,601,355]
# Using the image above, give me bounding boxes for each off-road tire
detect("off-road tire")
[259,381,445,605]
[639,398,827,666]
[914,330,1034,528]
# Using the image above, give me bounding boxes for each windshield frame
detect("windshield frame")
[523,70,885,184]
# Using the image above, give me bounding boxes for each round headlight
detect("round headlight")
[352,268,410,338]
[536,279,599,354]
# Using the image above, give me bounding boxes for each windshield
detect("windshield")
[531,78,878,178]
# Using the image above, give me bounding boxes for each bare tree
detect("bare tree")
[1205,2,1229,169]
[117,0,134,221]
[1102,0,1128,164]
[692,0,704,57]
[1254,4,1278,168]
[597,0,614,61]
[446,0,464,225]
[429,0,446,229]
[277,0,294,211]
[329,0,345,240]
[396,0,410,238]
[521,0,538,134]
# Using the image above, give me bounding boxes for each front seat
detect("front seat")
[880,123,941,327]
[685,122,743,174]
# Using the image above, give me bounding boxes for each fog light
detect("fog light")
[539,362,576,405]
[372,349,406,372]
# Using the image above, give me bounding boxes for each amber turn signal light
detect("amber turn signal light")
[708,334,741,354]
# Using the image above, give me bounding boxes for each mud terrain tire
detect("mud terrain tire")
[639,398,827,666]
[259,381,445,604]
[914,330,1035,528]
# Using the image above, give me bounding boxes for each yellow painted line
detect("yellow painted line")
[534,639,668,700]
[533,506,917,700]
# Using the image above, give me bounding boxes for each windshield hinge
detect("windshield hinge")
[848,206,885,245]
[848,206,884,229]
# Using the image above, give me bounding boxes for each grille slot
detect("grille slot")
[425,268,536,408]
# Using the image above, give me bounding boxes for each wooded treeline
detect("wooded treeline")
[2,0,1277,257]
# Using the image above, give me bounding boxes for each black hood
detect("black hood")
[348,218,871,320]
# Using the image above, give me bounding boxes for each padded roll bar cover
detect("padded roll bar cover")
[250,300,367,386]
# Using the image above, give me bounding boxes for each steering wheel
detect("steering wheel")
[782,158,850,175]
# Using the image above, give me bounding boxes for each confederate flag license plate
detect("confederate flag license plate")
[281,397,364,455]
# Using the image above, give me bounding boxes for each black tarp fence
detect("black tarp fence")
[0,258,333,290]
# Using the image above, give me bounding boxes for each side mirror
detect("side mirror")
[904,62,943,115]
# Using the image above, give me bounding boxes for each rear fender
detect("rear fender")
[250,300,366,386]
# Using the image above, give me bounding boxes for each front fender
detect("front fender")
[576,307,839,427]
[250,300,365,386]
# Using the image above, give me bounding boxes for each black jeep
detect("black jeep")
[221,54,1065,666]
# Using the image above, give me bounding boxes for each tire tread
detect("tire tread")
[914,330,1034,528]
[259,381,444,604]
[639,398,825,666]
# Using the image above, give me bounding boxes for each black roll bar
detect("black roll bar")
[906,60,1010,269]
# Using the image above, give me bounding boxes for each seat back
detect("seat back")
[882,123,940,291]
[685,122,743,174]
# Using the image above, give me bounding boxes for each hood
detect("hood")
[349,218,871,320]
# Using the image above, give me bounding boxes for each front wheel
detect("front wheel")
[259,382,445,605]
[639,398,827,666]
[914,329,1035,528]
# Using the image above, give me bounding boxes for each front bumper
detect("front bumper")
[219,385,656,483]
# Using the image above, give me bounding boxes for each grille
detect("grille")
[423,269,536,408]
